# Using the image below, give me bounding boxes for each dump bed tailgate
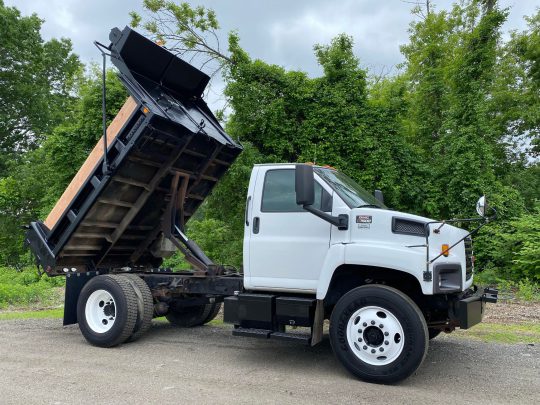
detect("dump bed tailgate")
[25,26,242,274]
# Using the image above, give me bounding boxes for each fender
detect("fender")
[316,242,432,299]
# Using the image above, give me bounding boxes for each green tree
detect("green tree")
[226,34,424,211]
[434,2,510,218]
[127,1,539,283]
[0,0,81,175]
[38,70,128,213]
[0,70,127,266]
[400,8,451,155]
[400,1,524,218]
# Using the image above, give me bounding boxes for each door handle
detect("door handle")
[245,196,251,226]
[253,216,260,234]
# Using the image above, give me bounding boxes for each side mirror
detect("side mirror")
[295,164,315,206]
[374,189,384,204]
[476,195,488,217]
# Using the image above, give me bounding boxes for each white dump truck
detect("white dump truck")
[25,26,497,384]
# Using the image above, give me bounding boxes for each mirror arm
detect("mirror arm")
[488,207,497,222]
[303,205,348,230]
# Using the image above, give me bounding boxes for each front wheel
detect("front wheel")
[329,285,428,384]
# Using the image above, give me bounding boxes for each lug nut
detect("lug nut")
[379,347,384,352]
[371,349,376,353]
[384,341,389,345]
[384,332,389,336]
[379,324,384,328]
[371,320,375,325]
[358,329,362,333]
[358,338,363,342]
[363,345,368,350]
[363,322,367,327]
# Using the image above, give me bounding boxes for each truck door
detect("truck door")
[245,166,332,291]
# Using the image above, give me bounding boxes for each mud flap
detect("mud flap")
[63,272,100,325]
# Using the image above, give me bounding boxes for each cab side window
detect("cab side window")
[261,169,331,212]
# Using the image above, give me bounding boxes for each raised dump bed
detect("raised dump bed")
[25,26,242,275]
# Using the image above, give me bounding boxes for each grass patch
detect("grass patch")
[0,267,64,308]
[207,317,225,327]
[454,322,540,344]
[0,307,63,320]
[475,270,540,302]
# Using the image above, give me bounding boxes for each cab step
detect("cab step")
[232,327,271,339]
[232,327,311,345]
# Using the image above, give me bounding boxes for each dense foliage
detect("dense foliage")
[0,0,538,284]
[0,67,127,265]
[0,0,81,175]
[0,266,64,308]
[137,0,539,279]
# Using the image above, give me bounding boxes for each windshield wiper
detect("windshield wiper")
[356,204,383,209]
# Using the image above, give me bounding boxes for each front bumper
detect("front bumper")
[456,287,498,329]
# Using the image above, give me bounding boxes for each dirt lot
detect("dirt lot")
[0,318,538,405]
[483,300,540,323]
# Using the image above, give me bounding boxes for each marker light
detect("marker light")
[441,244,450,257]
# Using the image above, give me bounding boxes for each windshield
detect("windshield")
[314,168,387,209]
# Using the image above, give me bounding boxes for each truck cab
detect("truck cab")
[244,163,472,298]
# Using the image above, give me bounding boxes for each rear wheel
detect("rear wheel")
[117,274,154,342]
[202,302,222,324]
[329,285,428,384]
[77,275,138,347]
[166,302,212,327]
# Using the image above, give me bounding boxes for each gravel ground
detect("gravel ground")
[483,300,540,324]
[0,318,538,405]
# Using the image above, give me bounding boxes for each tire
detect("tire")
[202,302,222,324]
[428,328,442,340]
[77,274,138,347]
[166,302,212,327]
[329,285,429,384]
[116,274,154,343]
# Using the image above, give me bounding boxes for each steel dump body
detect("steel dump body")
[25,27,242,274]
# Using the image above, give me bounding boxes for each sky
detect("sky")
[6,0,539,109]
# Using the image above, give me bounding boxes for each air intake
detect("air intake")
[392,217,427,237]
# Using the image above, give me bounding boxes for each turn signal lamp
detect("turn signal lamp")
[441,244,450,257]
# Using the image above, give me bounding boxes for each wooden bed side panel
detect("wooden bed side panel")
[44,97,139,230]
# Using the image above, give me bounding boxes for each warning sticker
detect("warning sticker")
[356,215,372,224]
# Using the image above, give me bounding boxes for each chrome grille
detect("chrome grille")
[464,236,474,280]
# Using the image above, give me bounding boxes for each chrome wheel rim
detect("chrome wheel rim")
[346,305,405,366]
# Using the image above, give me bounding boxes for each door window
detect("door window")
[261,169,331,212]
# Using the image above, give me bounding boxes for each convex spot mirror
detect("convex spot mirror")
[476,195,488,217]
[295,164,315,206]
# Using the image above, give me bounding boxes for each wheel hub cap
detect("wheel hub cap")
[85,289,117,333]
[347,306,405,366]
[364,326,384,347]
